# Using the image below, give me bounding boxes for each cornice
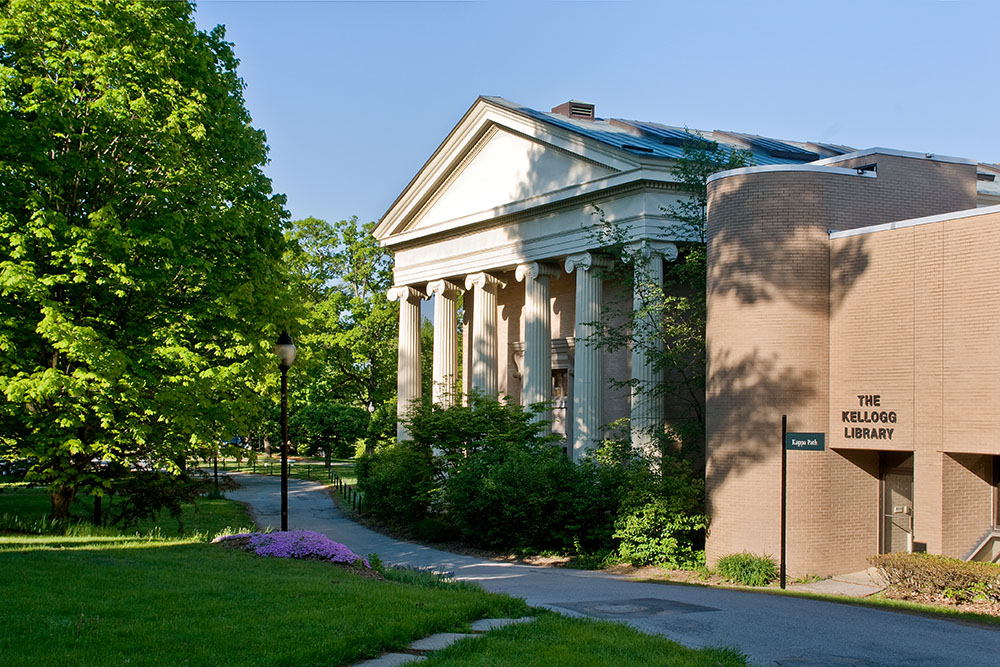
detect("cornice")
[384,178,684,252]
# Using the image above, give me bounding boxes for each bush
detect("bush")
[405,391,554,465]
[870,552,1000,603]
[444,440,581,550]
[355,441,434,526]
[613,497,707,568]
[716,552,777,586]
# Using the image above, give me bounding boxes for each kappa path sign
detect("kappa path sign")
[785,432,825,451]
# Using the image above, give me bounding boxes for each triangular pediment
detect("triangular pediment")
[376,97,639,242]
[412,126,618,230]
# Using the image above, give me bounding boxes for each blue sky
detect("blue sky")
[193,0,999,227]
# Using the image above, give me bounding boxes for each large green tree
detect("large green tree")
[0,0,288,517]
[284,216,397,422]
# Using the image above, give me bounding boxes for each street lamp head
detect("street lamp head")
[274,330,296,369]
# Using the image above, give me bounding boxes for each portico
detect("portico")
[374,96,821,455]
[372,97,697,456]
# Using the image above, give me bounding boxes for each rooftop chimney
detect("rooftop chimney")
[551,100,595,121]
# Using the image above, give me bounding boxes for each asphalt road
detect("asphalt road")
[227,473,1000,666]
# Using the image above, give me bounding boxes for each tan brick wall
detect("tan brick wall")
[706,153,982,575]
[940,453,992,558]
[830,211,1000,558]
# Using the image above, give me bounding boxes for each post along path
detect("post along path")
[228,473,1000,667]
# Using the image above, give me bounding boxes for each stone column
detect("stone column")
[387,285,424,440]
[515,262,560,429]
[630,241,678,451]
[565,252,611,459]
[464,272,505,396]
[426,279,461,407]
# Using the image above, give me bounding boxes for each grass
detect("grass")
[0,486,249,536]
[1,486,748,666]
[424,613,747,666]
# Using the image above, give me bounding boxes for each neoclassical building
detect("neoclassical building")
[374,96,852,456]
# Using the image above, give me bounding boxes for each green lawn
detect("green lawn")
[426,613,747,666]
[1,487,748,666]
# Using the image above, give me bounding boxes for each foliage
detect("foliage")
[587,137,753,460]
[101,469,221,530]
[290,401,367,460]
[870,552,1000,604]
[405,391,555,468]
[284,216,396,413]
[443,438,581,550]
[613,497,707,568]
[716,552,778,587]
[0,0,288,518]
[355,440,435,526]
[361,397,709,561]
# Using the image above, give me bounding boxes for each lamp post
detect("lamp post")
[274,331,296,531]
[366,401,375,456]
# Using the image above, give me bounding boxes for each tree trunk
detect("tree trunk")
[50,486,76,520]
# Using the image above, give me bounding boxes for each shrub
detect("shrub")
[613,497,707,568]
[404,391,555,466]
[355,441,434,525]
[717,552,777,586]
[444,439,580,550]
[870,552,1000,603]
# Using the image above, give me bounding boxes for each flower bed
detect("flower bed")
[213,530,370,569]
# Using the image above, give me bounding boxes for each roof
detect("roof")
[482,96,852,166]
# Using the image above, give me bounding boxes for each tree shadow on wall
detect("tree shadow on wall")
[707,186,872,316]
[705,346,818,491]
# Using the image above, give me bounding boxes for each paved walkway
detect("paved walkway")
[227,473,1000,666]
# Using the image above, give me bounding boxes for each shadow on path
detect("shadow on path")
[227,473,1000,667]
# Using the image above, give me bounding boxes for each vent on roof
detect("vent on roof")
[552,100,595,121]
[621,144,653,153]
[977,172,996,182]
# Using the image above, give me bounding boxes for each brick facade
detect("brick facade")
[706,150,998,575]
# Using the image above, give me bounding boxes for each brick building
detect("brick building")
[706,150,1000,574]
[377,96,1000,573]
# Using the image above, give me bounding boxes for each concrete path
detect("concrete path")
[227,473,1000,666]
[791,568,886,597]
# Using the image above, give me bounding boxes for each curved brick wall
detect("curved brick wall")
[704,156,976,575]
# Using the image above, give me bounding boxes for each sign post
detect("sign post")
[780,423,825,589]
[780,415,786,589]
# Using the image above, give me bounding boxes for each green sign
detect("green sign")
[785,432,825,451]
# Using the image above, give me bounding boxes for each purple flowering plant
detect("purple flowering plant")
[213,530,370,568]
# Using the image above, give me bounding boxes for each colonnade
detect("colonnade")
[388,242,677,455]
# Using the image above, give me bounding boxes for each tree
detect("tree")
[283,216,397,420]
[290,401,368,464]
[591,136,752,464]
[0,0,288,517]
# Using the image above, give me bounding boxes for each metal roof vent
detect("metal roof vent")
[551,100,595,121]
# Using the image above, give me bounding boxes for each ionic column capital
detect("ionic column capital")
[564,252,612,274]
[515,262,560,283]
[627,240,678,263]
[426,279,462,299]
[387,285,425,303]
[465,271,506,292]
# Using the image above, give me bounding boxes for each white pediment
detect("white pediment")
[376,97,642,243]
[412,127,618,230]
